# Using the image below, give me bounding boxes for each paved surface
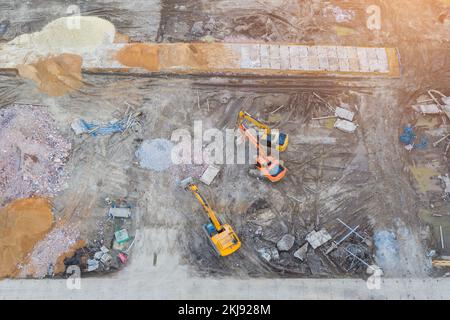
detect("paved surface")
[1,276,449,300]
[0,228,448,300]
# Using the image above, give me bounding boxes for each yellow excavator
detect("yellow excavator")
[181,177,241,256]
[237,111,289,152]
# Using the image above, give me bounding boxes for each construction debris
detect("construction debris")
[413,90,450,120]
[114,229,130,244]
[399,125,428,150]
[200,165,221,185]
[277,234,295,251]
[335,106,355,122]
[293,243,308,261]
[71,111,141,136]
[109,207,131,219]
[20,225,83,278]
[306,229,332,249]
[433,134,450,147]
[0,104,71,206]
[100,253,113,265]
[334,119,357,133]
[438,174,450,194]
[326,223,361,255]
[258,247,279,262]
[412,104,442,115]
[87,259,99,272]
[118,252,128,264]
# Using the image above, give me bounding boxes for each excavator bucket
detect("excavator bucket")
[179,177,194,189]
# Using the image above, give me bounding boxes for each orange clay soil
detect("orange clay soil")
[115,43,159,71]
[17,53,83,97]
[115,43,239,72]
[0,198,53,278]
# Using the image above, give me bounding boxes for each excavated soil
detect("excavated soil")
[17,54,83,96]
[0,197,53,278]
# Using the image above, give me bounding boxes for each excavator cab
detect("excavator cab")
[255,155,287,183]
[204,222,241,257]
[237,111,289,152]
[181,179,241,257]
[265,131,289,152]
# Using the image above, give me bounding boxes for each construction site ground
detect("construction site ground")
[0,0,450,299]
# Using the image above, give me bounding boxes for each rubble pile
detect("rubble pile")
[0,104,71,206]
[20,224,82,278]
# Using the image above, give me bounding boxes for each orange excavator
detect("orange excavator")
[237,112,287,183]
[181,178,241,257]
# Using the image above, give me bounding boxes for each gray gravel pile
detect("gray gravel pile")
[136,138,173,172]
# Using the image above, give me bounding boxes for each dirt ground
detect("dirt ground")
[0,0,449,281]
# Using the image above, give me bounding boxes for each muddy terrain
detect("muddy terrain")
[0,0,449,282]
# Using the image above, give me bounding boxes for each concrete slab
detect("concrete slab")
[200,165,221,186]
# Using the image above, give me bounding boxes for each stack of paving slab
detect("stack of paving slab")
[235,44,390,73]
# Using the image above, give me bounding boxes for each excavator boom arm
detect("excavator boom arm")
[238,111,271,136]
[239,123,268,158]
[189,185,223,232]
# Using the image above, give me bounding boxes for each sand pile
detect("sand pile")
[17,53,83,96]
[0,16,117,72]
[0,198,53,278]
[0,104,71,206]
[116,43,159,71]
[115,43,239,72]
[8,16,115,56]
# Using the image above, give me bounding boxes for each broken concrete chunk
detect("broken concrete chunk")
[277,234,295,251]
[438,174,450,194]
[258,247,279,262]
[443,104,450,120]
[109,207,131,218]
[200,165,220,186]
[335,107,355,121]
[442,96,450,106]
[306,229,332,249]
[191,21,204,36]
[71,119,88,135]
[293,243,308,261]
[307,251,325,275]
[334,119,357,133]
[262,225,288,244]
[412,104,442,114]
